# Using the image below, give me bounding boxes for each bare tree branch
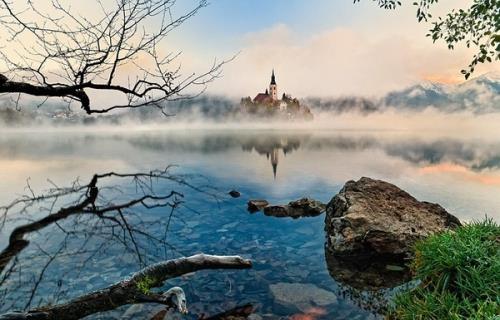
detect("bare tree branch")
[0,0,229,114]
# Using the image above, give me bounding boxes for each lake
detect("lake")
[1,128,499,319]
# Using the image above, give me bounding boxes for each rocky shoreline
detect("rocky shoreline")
[249,177,461,261]
[247,177,462,292]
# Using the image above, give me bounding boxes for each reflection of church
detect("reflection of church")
[242,136,301,179]
[268,149,279,179]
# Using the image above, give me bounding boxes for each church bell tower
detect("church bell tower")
[269,69,277,101]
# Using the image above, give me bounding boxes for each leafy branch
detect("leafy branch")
[355,0,500,79]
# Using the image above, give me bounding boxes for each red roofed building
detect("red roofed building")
[252,70,279,105]
[253,89,273,104]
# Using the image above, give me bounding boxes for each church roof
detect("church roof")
[253,93,272,104]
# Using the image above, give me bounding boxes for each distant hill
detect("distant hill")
[305,72,500,115]
[382,72,500,114]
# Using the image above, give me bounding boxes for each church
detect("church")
[253,70,278,103]
[252,70,288,111]
[240,70,313,120]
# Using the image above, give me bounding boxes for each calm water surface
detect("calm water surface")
[1,129,499,319]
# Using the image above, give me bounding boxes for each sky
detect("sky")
[165,0,500,98]
[0,0,498,101]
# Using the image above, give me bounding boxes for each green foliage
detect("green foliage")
[428,0,499,80]
[136,276,157,295]
[355,0,402,10]
[355,0,499,79]
[388,219,500,319]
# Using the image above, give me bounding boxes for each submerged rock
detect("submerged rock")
[263,198,326,219]
[229,190,241,198]
[247,200,269,212]
[269,282,337,312]
[325,177,461,257]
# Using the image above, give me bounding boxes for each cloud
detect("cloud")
[206,23,499,98]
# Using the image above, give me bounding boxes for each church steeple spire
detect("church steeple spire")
[270,69,276,85]
[269,69,277,101]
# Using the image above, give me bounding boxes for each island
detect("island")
[240,70,314,121]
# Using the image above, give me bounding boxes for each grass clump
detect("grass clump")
[388,218,500,320]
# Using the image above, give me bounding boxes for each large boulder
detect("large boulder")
[325,177,461,257]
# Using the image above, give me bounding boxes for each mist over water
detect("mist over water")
[1,125,499,220]
[3,107,500,140]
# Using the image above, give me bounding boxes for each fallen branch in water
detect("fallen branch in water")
[0,254,252,320]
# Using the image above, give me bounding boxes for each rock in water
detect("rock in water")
[325,177,461,257]
[269,282,337,312]
[263,198,325,219]
[247,200,269,212]
[228,190,241,198]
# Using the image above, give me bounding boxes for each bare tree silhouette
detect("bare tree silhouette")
[0,0,228,114]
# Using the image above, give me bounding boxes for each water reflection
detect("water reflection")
[324,249,411,291]
[241,135,302,178]
[3,131,500,174]
[1,129,499,319]
[324,247,413,315]
[122,132,500,174]
[1,130,500,221]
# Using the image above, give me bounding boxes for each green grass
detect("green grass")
[136,275,156,294]
[388,218,500,320]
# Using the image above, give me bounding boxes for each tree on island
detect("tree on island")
[0,0,227,115]
[356,0,499,79]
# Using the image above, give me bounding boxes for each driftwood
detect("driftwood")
[0,254,252,320]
